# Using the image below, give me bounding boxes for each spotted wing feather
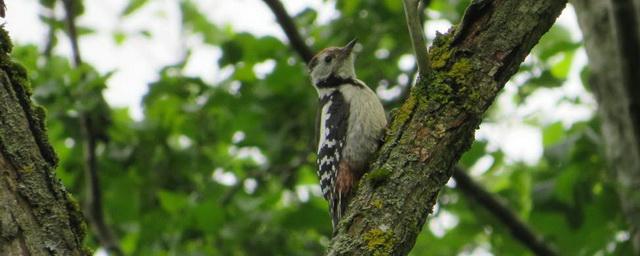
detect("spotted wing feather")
[317,91,349,228]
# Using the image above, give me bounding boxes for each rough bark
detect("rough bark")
[261,1,559,254]
[572,0,640,253]
[0,28,87,255]
[327,1,567,255]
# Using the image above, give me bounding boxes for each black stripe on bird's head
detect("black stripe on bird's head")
[308,39,359,88]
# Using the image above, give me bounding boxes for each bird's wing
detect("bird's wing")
[317,92,349,206]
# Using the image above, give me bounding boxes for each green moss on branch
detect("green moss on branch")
[367,168,392,186]
[0,26,87,255]
[363,228,396,256]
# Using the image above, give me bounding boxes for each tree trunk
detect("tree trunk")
[572,0,640,253]
[327,1,567,255]
[0,28,87,255]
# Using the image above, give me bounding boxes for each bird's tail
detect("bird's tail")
[330,190,354,235]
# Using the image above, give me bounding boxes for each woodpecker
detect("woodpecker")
[308,39,387,231]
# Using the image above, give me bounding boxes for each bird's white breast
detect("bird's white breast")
[337,82,387,170]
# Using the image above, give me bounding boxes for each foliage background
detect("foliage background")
[6,0,634,255]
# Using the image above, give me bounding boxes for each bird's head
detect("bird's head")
[308,39,358,87]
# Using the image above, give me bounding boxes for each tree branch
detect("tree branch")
[42,2,57,58]
[609,0,640,150]
[61,0,82,66]
[403,0,432,78]
[262,0,314,63]
[328,0,567,254]
[452,167,557,256]
[263,0,566,254]
[61,0,122,255]
[0,0,6,18]
[43,21,56,58]
[0,26,85,255]
[573,0,640,253]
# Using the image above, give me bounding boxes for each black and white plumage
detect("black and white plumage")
[308,40,387,231]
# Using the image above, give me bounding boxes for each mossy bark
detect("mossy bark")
[0,27,87,255]
[327,1,567,255]
[573,0,640,253]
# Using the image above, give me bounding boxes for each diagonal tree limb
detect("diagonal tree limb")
[262,0,314,63]
[61,0,123,255]
[262,0,566,255]
[327,0,566,253]
[452,167,557,256]
[0,28,86,255]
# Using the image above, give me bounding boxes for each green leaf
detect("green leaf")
[39,0,56,8]
[122,0,149,16]
[192,199,223,233]
[139,30,152,38]
[459,140,488,168]
[580,66,591,91]
[535,25,580,60]
[113,31,127,45]
[157,190,189,214]
[106,172,140,222]
[383,0,402,13]
[220,40,243,66]
[297,165,318,185]
[551,52,574,79]
[180,0,230,44]
[295,8,318,26]
[234,64,256,82]
[339,0,361,16]
[543,122,564,146]
[281,199,331,233]
[76,26,95,36]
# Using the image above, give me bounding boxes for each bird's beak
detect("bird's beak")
[342,38,358,57]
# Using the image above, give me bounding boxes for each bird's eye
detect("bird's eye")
[324,56,332,63]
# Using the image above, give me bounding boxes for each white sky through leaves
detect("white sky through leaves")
[5,0,591,165]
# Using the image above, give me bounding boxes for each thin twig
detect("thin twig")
[262,0,314,63]
[61,0,82,66]
[0,0,6,18]
[385,0,430,108]
[403,0,432,79]
[61,0,122,255]
[43,4,57,58]
[43,23,56,58]
[80,117,123,256]
[453,167,557,256]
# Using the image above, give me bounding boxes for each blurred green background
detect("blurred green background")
[5,0,633,255]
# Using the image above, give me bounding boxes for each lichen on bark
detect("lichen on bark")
[0,26,88,255]
[327,1,568,255]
